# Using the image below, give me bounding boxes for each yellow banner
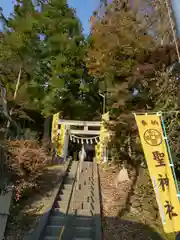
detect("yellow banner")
[74,152,77,161]
[57,124,65,157]
[99,112,110,162]
[100,112,109,140]
[51,112,59,143]
[51,113,65,158]
[95,143,101,164]
[135,113,180,233]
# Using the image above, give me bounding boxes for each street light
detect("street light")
[99,91,105,114]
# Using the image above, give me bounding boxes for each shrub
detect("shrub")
[7,140,49,201]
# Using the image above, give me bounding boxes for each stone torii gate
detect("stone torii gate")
[57,119,101,161]
[51,112,110,163]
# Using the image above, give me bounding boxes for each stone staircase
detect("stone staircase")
[41,161,77,240]
[39,161,101,240]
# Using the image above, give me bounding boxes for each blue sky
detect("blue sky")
[0,0,98,35]
[68,0,98,35]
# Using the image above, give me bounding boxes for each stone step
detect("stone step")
[75,188,92,193]
[66,173,76,180]
[45,225,63,236]
[72,202,92,210]
[83,180,94,185]
[55,201,69,210]
[75,190,94,195]
[58,192,71,202]
[72,216,93,227]
[69,163,78,172]
[48,216,66,226]
[73,226,93,238]
[61,189,71,196]
[76,209,93,216]
[76,184,94,189]
[44,237,59,240]
[77,181,93,185]
[72,161,78,167]
[73,197,91,204]
[74,194,91,199]
[73,238,92,240]
[82,202,93,210]
[63,184,73,190]
[58,193,70,201]
[67,170,76,176]
[64,178,74,185]
[73,195,92,202]
[54,206,67,214]
[70,202,83,210]
[67,165,72,171]
[51,208,66,217]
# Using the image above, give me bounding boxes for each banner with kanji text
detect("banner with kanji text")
[57,123,65,158]
[51,112,59,143]
[99,112,110,163]
[135,113,180,233]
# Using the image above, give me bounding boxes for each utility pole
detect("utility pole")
[164,2,180,235]
[165,0,180,62]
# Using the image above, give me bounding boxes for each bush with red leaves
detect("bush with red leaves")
[7,140,49,202]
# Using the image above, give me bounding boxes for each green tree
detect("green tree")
[0,0,43,107]
[35,0,101,118]
[0,0,101,120]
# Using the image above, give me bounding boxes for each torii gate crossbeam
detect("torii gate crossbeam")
[59,119,101,135]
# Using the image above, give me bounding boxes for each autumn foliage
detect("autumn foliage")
[7,140,49,201]
[86,0,180,169]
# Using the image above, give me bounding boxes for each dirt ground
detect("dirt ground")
[5,164,65,240]
[99,164,175,240]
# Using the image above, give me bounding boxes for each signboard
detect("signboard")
[135,113,180,233]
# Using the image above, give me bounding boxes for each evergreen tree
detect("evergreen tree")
[0,0,42,107]
[0,0,101,119]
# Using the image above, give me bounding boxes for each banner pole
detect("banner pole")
[135,112,180,233]
[160,113,180,199]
